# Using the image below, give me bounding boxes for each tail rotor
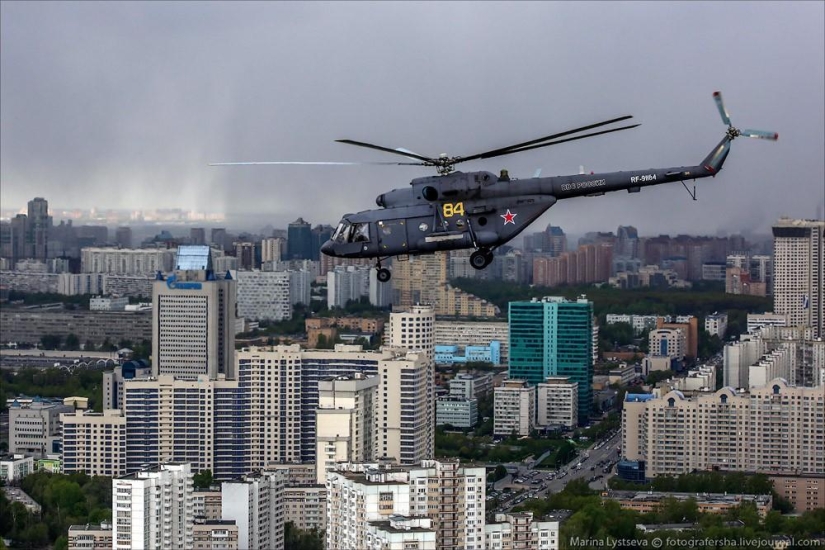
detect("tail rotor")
[713,91,778,141]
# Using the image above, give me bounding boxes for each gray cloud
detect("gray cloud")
[1,1,822,236]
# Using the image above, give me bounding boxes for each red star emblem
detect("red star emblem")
[500,209,517,225]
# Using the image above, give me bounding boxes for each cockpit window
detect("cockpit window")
[352,223,370,242]
[332,222,346,242]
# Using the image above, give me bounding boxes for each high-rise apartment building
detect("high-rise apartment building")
[385,304,435,361]
[327,265,370,308]
[493,380,536,437]
[112,462,194,550]
[261,237,286,264]
[509,296,593,423]
[61,410,127,477]
[234,270,291,321]
[81,247,175,275]
[326,459,486,550]
[622,379,825,477]
[152,246,236,379]
[772,218,825,338]
[221,470,286,550]
[315,373,379,483]
[536,376,578,430]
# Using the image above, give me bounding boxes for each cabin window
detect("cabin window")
[352,223,370,242]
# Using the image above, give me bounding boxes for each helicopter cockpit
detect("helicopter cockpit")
[331,219,371,244]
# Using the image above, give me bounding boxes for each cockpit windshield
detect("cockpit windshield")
[332,221,370,244]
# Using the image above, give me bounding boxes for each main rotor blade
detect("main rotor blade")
[740,129,779,141]
[454,123,640,165]
[335,139,436,164]
[208,161,424,166]
[458,115,634,163]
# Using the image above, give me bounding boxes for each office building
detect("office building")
[234,269,291,321]
[536,377,578,430]
[509,296,593,423]
[448,373,494,400]
[152,245,236,379]
[326,459,486,550]
[210,228,227,251]
[772,218,825,337]
[189,228,206,246]
[622,379,825,477]
[27,197,51,261]
[649,328,686,360]
[315,374,379,484]
[8,397,72,457]
[656,315,698,359]
[485,512,561,550]
[287,217,313,260]
[494,380,536,437]
[221,470,286,550]
[61,410,127,477]
[436,397,478,428]
[115,227,133,249]
[747,312,788,333]
[112,463,194,550]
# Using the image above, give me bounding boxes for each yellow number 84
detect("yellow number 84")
[442,202,465,218]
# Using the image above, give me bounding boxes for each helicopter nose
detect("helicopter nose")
[320,240,336,257]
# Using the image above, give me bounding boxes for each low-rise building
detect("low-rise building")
[768,475,825,513]
[436,396,478,428]
[68,523,113,550]
[603,490,772,518]
[8,397,72,457]
[89,296,129,311]
[0,454,35,482]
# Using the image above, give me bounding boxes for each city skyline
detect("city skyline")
[2,2,823,237]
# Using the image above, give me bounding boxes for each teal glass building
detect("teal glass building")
[509,296,593,424]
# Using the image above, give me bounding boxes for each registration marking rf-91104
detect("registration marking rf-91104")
[630,174,657,183]
[560,179,607,192]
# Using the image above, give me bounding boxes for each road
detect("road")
[488,429,622,513]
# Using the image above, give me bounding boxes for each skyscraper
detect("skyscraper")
[115,226,133,249]
[772,218,825,338]
[26,197,51,261]
[509,296,594,424]
[190,227,206,245]
[152,246,236,379]
[287,218,313,260]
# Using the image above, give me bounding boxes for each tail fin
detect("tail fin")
[701,136,731,174]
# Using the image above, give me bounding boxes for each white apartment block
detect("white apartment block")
[233,269,291,321]
[221,470,286,550]
[449,373,494,399]
[622,379,825,477]
[747,312,788,333]
[316,374,379,484]
[749,347,792,389]
[58,272,105,295]
[485,512,561,550]
[436,397,478,428]
[68,523,113,550]
[113,463,194,550]
[261,237,286,264]
[536,377,578,430]
[387,305,436,361]
[435,320,509,365]
[327,265,371,308]
[724,327,825,389]
[671,365,717,392]
[649,328,686,359]
[704,313,728,339]
[81,247,174,275]
[61,410,127,477]
[723,335,763,388]
[377,351,434,465]
[365,516,437,549]
[326,459,486,550]
[494,380,536,437]
[772,218,825,338]
[8,399,72,457]
[605,314,659,335]
[0,454,35,482]
[289,269,311,307]
[369,267,393,307]
[90,296,129,311]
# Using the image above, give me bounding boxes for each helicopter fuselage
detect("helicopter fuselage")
[321,143,722,261]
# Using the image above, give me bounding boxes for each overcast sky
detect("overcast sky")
[1,1,823,236]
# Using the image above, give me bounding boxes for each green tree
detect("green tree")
[193,469,214,489]
[65,333,80,351]
[40,334,62,350]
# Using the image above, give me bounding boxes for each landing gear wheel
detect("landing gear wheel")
[376,268,392,283]
[470,250,491,270]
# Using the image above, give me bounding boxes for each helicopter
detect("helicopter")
[212,92,776,282]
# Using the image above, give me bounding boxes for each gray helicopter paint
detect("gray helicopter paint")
[324,135,730,260]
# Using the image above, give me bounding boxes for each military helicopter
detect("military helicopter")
[212,92,776,282]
